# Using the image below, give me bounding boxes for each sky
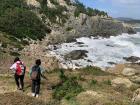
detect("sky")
[78,0,140,19]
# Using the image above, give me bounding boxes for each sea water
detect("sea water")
[48,32,140,69]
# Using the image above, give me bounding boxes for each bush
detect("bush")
[53,69,84,100]
[50,0,59,5]
[66,27,73,31]
[10,52,20,56]
[90,79,98,85]
[102,80,112,85]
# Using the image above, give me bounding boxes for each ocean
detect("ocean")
[48,31,140,69]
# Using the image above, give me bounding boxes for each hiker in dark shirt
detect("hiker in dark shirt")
[10,57,26,91]
[30,59,46,98]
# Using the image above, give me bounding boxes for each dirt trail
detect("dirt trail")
[0,73,54,105]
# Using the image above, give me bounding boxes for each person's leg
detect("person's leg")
[14,74,20,89]
[19,75,24,90]
[35,80,40,97]
[32,80,36,96]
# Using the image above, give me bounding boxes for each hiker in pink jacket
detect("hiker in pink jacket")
[10,57,26,91]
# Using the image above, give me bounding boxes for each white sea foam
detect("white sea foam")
[48,32,140,69]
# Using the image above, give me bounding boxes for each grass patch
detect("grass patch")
[80,66,110,76]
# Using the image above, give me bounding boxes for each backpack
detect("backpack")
[16,62,25,76]
[31,66,40,80]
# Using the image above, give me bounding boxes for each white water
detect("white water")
[48,32,140,69]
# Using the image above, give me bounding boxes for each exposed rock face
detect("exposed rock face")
[64,50,88,60]
[111,78,133,88]
[47,14,136,44]
[122,68,137,76]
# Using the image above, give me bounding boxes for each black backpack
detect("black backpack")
[31,66,40,80]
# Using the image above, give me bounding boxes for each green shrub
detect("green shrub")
[66,27,73,31]
[10,52,20,56]
[90,79,98,85]
[53,69,84,100]
[102,80,112,85]
[50,0,59,5]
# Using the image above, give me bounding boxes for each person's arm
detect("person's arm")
[29,67,32,78]
[10,63,16,73]
[40,67,47,80]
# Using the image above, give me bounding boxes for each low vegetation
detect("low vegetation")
[53,69,84,100]
[38,0,68,24]
[74,0,108,17]
[0,0,50,43]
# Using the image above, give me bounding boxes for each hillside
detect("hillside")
[0,0,136,51]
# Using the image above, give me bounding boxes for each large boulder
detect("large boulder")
[64,50,88,60]
[131,76,140,84]
[112,78,133,88]
[122,68,137,76]
[132,88,140,104]
[76,91,104,105]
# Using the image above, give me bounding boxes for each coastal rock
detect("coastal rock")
[132,88,140,104]
[64,50,88,60]
[123,56,140,63]
[122,68,137,76]
[111,78,132,88]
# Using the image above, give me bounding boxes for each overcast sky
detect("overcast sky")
[78,0,140,19]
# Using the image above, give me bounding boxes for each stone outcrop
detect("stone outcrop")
[76,91,104,105]
[111,77,133,88]
[131,76,140,84]
[64,50,88,60]
[122,68,137,76]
